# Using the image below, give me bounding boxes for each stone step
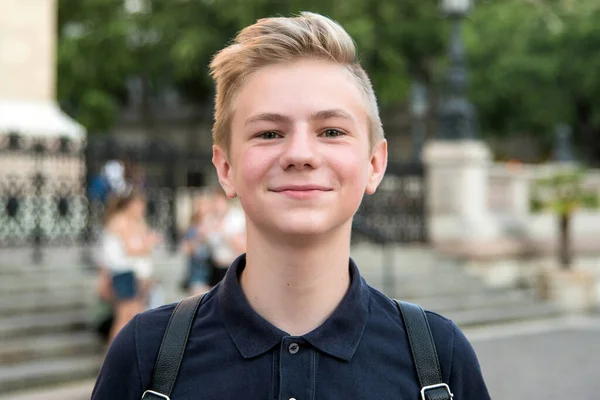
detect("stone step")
[351,244,460,267]
[351,243,444,259]
[354,257,459,274]
[0,355,102,395]
[445,302,561,328]
[0,282,181,318]
[369,276,494,299]
[358,262,466,279]
[0,293,91,316]
[0,332,102,364]
[0,248,89,270]
[0,311,88,339]
[0,246,177,268]
[0,262,89,277]
[0,278,94,295]
[363,266,482,285]
[0,270,184,296]
[1,259,184,276]
[0,379,94,400]
[357,262,467,281]
[409,289,538,314]
[352,255,449,266]
[0,267,185,293]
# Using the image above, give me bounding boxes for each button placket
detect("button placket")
[279,337,313,400]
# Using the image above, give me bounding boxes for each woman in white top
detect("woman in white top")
[99,190,161,344]
[205,186,246,286]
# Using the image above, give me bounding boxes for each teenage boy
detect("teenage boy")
[92,12,490,400]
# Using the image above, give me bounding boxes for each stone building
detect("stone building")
[0,0,86,246]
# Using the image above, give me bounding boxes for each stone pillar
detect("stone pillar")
[423,140,498,244]
[0,0,83,138]
[506,168,530,218]
[0,0,56,101]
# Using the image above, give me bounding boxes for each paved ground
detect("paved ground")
[470,315,600,400]
[2,315,599,400]
[0,380,93,400]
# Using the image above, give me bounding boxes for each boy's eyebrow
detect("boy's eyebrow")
[309,109,355,122]
[244,113,292,127]
[244,109,354,127]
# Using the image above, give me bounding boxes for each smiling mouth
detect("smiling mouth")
[270,186,332,192]
[270,186,332,199]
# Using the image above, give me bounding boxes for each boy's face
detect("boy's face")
[213,58,387,238]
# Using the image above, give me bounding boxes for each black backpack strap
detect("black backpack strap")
[395,300,454,400]
[142,293,207,400]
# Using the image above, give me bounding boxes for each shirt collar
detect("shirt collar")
[219,254,371,361]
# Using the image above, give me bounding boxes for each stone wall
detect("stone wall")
[487,163,600,252]
[424,139,600,255]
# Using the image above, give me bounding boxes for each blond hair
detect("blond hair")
[209,12,384,153]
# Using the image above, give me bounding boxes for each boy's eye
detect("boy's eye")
[321,129,344,138]
[259,131,280,139]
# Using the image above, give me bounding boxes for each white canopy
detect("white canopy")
[0,99,86,139]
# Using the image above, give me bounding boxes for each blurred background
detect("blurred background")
[1,0,600,399]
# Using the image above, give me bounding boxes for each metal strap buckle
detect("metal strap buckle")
[141,390,171,400]
[420,383,454,400]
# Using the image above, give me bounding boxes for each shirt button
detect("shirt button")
[288,343,300,354]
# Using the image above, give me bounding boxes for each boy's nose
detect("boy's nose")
[279,128,321,170]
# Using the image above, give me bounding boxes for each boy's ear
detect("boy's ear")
[365,139,387,195]
[212,145,237,198]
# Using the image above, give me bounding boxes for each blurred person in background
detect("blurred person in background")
[205,185,246,287]
[97,190,162,345]
[124,161,149,192]
[180,193,214,296]
[88,160,128,205]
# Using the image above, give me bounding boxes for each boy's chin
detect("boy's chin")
[264,216,350,240]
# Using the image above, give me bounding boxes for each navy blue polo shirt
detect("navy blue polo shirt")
[92,255,490,399]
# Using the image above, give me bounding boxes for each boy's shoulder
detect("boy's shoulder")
[137,301,179,326]
[92,302,180,398]
[132,302,180,352]
[366,285,489,398]
[132,289,219,346]
[368,284,454,325]
[367,285,459,358]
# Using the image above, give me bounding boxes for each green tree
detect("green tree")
[531,166,599,268]
[57,0,448,134]
[58,0,600,160]
[466,0,600,161]
[57,0,134,133]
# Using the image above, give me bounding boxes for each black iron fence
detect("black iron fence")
[0,134,87,262]
[0,134,427,263]
[353,162,427,244]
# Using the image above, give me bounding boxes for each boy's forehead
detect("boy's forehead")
[232,60,368,122]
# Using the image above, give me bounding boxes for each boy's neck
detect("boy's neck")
[240,222,352,336]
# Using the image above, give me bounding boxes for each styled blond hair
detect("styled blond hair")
[209,12,384,153]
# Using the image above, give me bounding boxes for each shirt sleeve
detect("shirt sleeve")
[91,316,143,400]
[447,322,492,400]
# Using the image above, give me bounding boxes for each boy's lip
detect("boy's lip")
[270,184,332,192]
